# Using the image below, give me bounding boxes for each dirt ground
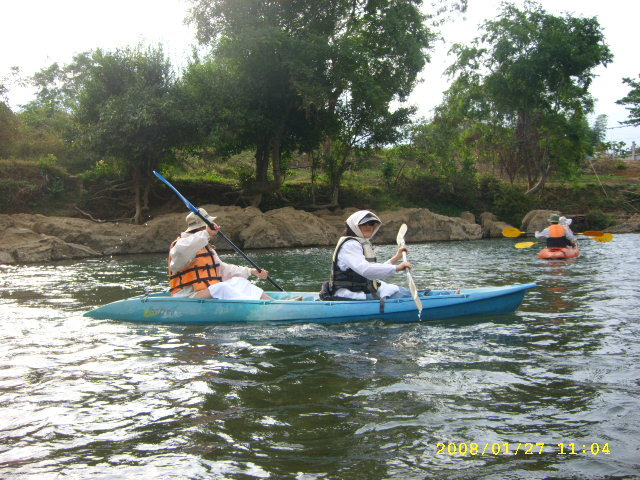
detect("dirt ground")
[586,157,640,185]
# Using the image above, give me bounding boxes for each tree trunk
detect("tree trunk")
[255,144,269,184]
[132,167,142,224]
[525,161,552,194]
[525,139,552,195]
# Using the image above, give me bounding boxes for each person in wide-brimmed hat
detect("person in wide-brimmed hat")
[169,208,301,300]
[534,213,577,248]
[321,210,413,300]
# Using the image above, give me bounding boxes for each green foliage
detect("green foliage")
[80,157,126,181]
[381,159,397,188]
[491,183,531,227]
[0,159,79,213]
[0,178,36,211]
[443,2,612,192]
[584,209,614,230]
[66,46,184,222]
[186,0,448,205]
[617,74,640,126]
[0,102,19,158]
[590,114,608,148]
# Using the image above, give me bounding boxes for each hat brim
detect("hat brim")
[358,215,380,225]
[184,216,216,233]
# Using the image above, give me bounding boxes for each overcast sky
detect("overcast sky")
[2,0,638,145]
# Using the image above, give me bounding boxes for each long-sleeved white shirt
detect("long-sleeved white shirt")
[169,230,251,295]
[335,238,400,300]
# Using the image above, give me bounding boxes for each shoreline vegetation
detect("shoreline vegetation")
[2,1,639,261]
[1,156,639,265]
[1,154,639,225]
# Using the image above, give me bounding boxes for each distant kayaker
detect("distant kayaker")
[321,210,413,300]
[169,208,301,300]
[535,213,577,248]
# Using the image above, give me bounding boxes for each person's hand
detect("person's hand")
[395,261,412,272]
[252,268,269,279]
[391,246,408,264]
[206,223,220,237]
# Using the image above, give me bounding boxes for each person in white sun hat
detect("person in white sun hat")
[323,210,413,300]
[168,208,301,300]
[535,213,577,248]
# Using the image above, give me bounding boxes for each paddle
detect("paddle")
[153,170,285,291]
[503,227,605,238]
[594,232,614,242]
[502,227,528,238]
[396,224,422,317]
[515,241,540,249]
[515,233,613,248]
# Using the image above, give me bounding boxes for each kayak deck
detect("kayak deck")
[538,245,580,259]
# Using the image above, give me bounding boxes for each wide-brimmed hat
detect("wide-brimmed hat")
[184,208,216,233]
[548,213,560,223]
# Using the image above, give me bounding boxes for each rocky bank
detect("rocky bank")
[1,206,637,264]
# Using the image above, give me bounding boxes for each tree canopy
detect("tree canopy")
[617,75,640,127]
[186,0,441,205]
[70,47,183,223]
[441,1,612,193]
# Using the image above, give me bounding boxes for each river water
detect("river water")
[1,234,639,479]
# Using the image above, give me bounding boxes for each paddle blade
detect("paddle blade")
[579,230,604,237]
[502,227,526,238]
[153,171,198,214]
[515,241,539,249]
[407,273,423,313]
[594,232,613,242]
[396,223,408,246]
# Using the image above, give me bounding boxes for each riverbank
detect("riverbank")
[1,206,484,264]
[2,204,638,265]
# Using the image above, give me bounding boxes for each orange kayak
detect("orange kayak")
[538,245,580,259]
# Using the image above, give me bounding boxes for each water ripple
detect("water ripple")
[1,235,639,478]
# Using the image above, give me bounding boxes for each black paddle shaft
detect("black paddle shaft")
[195,210,285,292]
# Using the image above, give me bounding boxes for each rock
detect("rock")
[0,226,99,263]
[521,210,559,234]
[0,206,484,264]
[375,208,482,243]
[460,211,476,224]
[479,212,512,238]
[608,213,640,233]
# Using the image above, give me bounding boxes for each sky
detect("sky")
[2,0,639,146]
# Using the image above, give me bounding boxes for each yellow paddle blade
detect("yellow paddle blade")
[594,232,613,242]
[503,227,526,238]
[515,241,539,249]
[579,230,604,237]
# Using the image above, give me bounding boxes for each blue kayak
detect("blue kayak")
[84,283,536,325]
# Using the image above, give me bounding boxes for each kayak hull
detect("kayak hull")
[84,283,537,325]
[538,245,580,259]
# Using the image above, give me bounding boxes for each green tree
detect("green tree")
[187,0,453,207]
[444,1,612,193]
[617,75,640,126]
[590,114,608,150]
[0,102,19,158]
[70,47,183,223]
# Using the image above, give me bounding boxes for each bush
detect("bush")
[0,159,80,213]
[584,209,614,230]
[0,178,38,212]
[492,183,531,227]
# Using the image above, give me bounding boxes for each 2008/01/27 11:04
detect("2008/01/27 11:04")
[436,442,611,456]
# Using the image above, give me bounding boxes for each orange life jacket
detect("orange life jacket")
[168,240,222,295]
[547,224,571,248]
